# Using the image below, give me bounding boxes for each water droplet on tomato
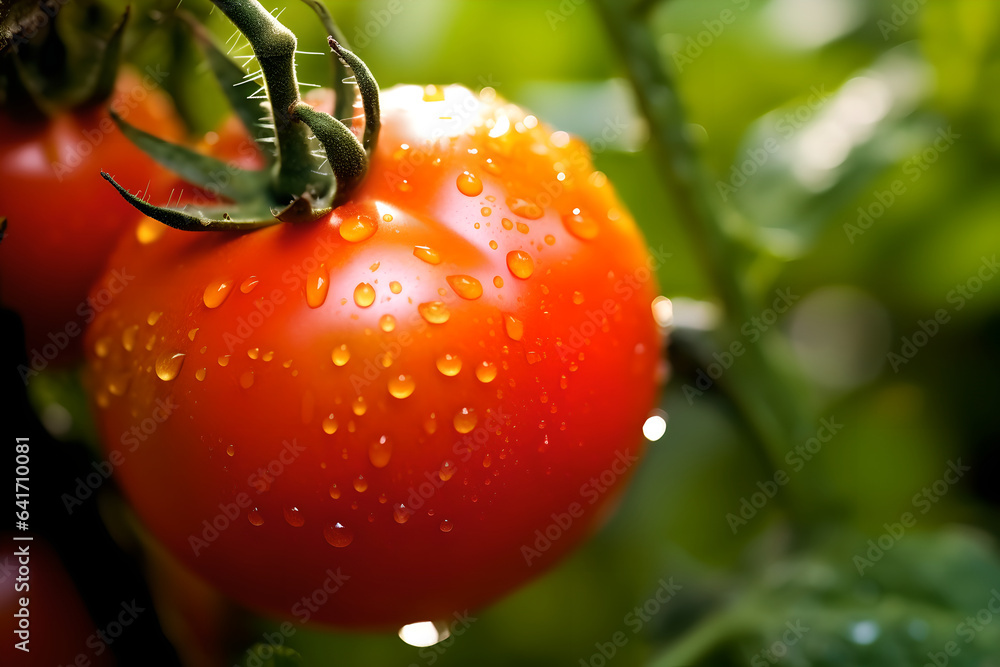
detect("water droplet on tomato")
[501,217,514,231]
[446,275,483,300]
[379,314,396,332]
[283,506,305,527]
[424,413,437,434]
[247,347,260,360]
[195,368,207,382]
[439,460,456,481]
[122,324,139,352]
[562,209,599,240]
[388,374,415,399]
[352,396,367,416]
[203,278,234,308]
[369,435,392,468]
[439,519,454,533]
[506,250,534,279]
[248,508,264,526]
[390,280,402,294]
[332,344,350,366]
[329,483,341,499]
[454,408,477,433]
[418,301,450,324]
[503,314,524,341]
[354,475,368,492]
[573,291,584,304]
[218,354,230,367]
[457,171,483,197]
[340,215,376,242]
[413,245,442,265]
[240,276,259,293]
[354,282,376,308]
[94,336,112,358]
[436,354,462,377]
[475,361,497,383]
[306,267,330,308]
[322,414,338,434]
[507,197,543,219]
[493,276,504,288]
[325,523,354,547]
[393,504,411,524]
[240,370,254,388]
[155,351,185,381]
[147,311,162,326]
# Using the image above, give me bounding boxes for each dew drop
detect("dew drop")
[562,209,599,240]
[240,276,259,293]
[155,351,185,381]
[424,413,438,434]
[218,354,231,367]
[457,171,483,197]
[354,282,376,308]
[340,216,376,242]
[481,206,491,216]
[439,519,453,533]
[388,374,416,399]
[203,278,234,309]
[354,475,368,492]
[516,222,529,234]
[489,240,498,250]
[379,314,396,332]
[352,396,367,416]
[195,368,207,382]
[322,414,338,434]
[453,408,477,434]
[501,217,514,231]
[393,504,411,524]
[136,217,166,244]
[283,506,305,527]
[390,280,402,294]
[332,344,350,366]
[383,213,393,222]
[188,328,199,342]
[369,435,392,468]
[147,311,162,326]
[475,361,498,383]
[503,314,524,341]
[247,347,260,360]
[122,324,139,352]
[438,460,456,481]
[413,245,442,265]
[493,276,504,288]
[248,508,264,526]
[436,354,462,377]
[506,250,534,279]
[306,267,330,308]
[418,301,450,324]
[507,197,543,219]
[544,234,556,245]
[94,335,112,358]
[325,522,354,547]
[240,370,254,388]
[329,483,341,499]
[446,275,483,300]
[573,291,585,305]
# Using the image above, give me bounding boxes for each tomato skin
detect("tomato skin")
[0,68,183,365]
[84,85,662,628]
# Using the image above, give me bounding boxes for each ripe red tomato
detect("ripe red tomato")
[84,85,662,628]
[0,68,183,368]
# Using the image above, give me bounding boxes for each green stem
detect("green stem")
[594,1,825,525]
[210,0,328,204]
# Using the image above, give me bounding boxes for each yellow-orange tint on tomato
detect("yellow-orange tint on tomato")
[84,85,663,628]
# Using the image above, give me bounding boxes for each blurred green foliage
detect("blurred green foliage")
[18,0,1000,664]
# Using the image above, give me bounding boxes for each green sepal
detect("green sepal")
[291,102,367,208]
[329,36,380,155]
[274,195,331,223]
[297,0,355,122]
[110,110,268,203]
[101,172,279,232]
[181,12,275,160]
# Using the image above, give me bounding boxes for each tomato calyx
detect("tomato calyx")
[102,0,381,232]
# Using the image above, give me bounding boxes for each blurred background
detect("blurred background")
[3,0,1000,665]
